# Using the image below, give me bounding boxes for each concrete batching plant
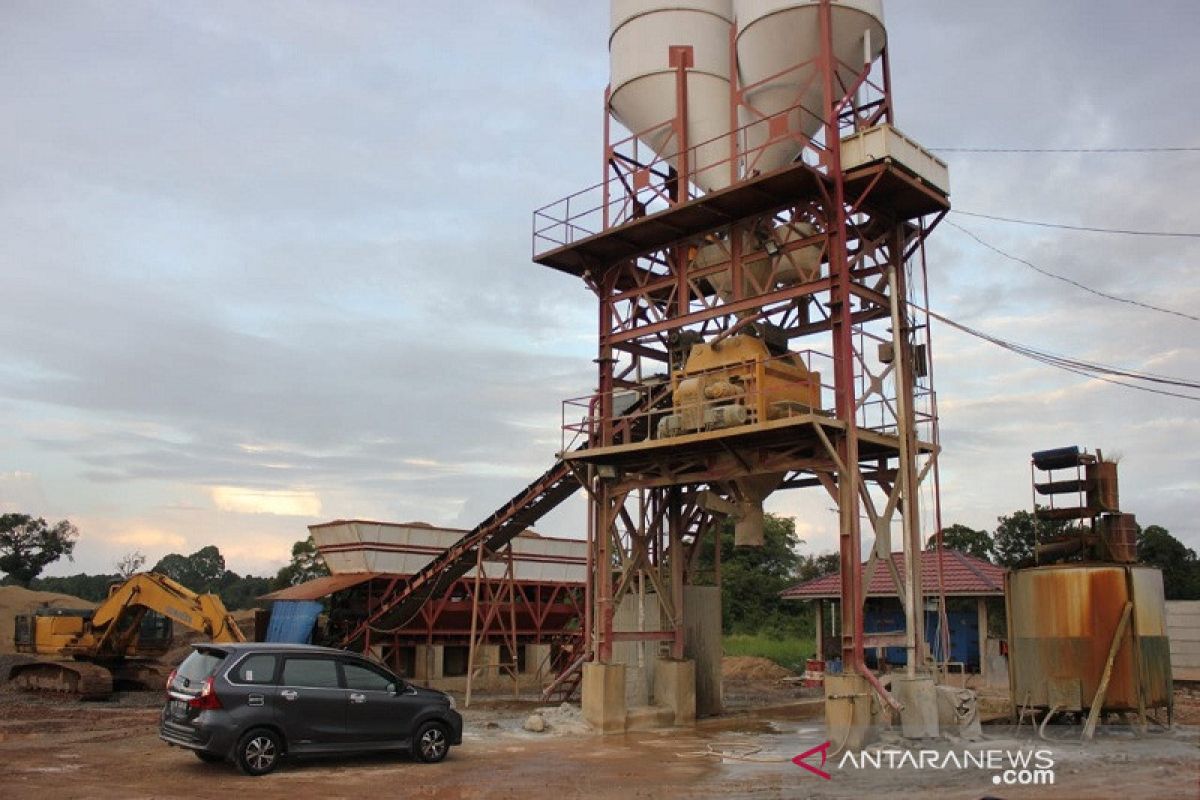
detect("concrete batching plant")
[535,0,951,741]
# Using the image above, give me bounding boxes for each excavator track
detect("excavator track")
[9,659,114,700]
[112,660,174,691]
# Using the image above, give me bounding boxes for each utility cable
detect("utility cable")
[952,210,1200,239]
[931,146,1200,154]
[921,309,1200,403]
[946,221,1200,323]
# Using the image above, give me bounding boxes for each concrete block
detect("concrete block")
[525,644,552,676]
[413,645,443,682]
[683,585,723,717]
[654,658,696,725]
[582,662,627,734]
[825,673,875,750]
[625,705,676,731]
[893,675,940,739]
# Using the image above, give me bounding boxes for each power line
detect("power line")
[931,146,1200,154]
[922,308,1200,403]
[953,209,1200,239]
[946,221,1200,323]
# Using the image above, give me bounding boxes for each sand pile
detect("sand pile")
[721,656,793,681]
[0,585,96,654]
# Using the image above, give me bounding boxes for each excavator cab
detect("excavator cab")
[14,606,174,658]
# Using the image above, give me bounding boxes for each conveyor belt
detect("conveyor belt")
[340,386,670,653]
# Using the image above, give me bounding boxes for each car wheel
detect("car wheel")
[235,728,282,776]
[413,721,450,764]
[194,751,224,764]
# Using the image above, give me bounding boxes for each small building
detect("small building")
[781,550,1006,678]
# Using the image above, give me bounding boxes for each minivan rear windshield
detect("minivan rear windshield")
[176,649,226,688]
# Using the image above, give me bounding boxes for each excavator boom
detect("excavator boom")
[86,572,245,647]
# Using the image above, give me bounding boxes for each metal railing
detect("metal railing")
[532,101,829,259]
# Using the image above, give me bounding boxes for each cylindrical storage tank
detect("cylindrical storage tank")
[1097,514,1138,563]
[1007,565,1172,713]
[1086,459,1120,512]
[610,0,735,193]
[734,0,885,174]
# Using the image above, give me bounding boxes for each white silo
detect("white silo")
[735,0,885,175]
[609,1,735,193]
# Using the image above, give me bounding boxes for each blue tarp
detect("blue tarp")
[265,600,323,644]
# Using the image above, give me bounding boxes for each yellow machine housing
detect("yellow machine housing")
[658,334,821,438]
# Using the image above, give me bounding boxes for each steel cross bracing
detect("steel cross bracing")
[533,0,950,711]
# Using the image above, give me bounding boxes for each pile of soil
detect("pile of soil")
[0,586,96,654]
[720,656,793,681]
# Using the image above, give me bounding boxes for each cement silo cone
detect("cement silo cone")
[1006,565,1172,713]
[734,0,885,174]
[609,1,735,192]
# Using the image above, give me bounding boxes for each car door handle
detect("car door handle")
[281,689,299,701]
[349,693,366,704]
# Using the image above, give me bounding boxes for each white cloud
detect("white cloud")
[0,1,1196,578]
[210,486,322,517]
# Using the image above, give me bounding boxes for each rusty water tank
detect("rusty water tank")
[1007,564,1172,713]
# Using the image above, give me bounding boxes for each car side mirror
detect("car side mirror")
[387,682,398,695]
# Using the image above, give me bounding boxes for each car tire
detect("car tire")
[194,751,225,764]
[412,721,450,764]
[235,728,282,776]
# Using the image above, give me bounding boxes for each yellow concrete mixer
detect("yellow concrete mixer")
[657,333,822,439]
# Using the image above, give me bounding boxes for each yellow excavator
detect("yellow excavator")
[9,571,245,699]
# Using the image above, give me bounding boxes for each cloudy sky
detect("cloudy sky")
[1,1,1196,578]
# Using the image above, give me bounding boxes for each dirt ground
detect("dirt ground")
[0,682,1196,800]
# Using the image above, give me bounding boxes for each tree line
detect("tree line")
[928,511,1200,599]
[0,513,330,610]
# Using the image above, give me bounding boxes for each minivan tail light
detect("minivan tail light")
[165,669,177,696]
[187,676,223,711]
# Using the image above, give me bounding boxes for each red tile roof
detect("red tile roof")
[780,550,1005,599]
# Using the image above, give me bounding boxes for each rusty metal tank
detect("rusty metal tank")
[1007,564,1172,713]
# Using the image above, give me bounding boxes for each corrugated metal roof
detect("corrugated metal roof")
[780,550,1005,599]
[259,572,396,601]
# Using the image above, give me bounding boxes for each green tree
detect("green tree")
[695,513,805,635]
[27,572,116,602]
[795,552,840,583]
[273,536,330,589]
[992,510,1068,568]
[152,545,228,593]
[1137,525,1200,600]
[926,523,994,562]
[0,514,79,587]
[217,574,271,610]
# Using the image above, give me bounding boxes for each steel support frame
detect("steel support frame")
[561,2,947,717]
